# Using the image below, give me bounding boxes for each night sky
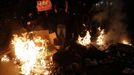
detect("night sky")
[124,0,133,33]
[0,0,133,27]
[123,0,134,43]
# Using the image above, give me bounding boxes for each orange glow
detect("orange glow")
[121,39,132,46]
[76,27,132,50]
[96,27,105,46]
[0,55,10,62]
[77,31,91,46]
[11,32,54,75]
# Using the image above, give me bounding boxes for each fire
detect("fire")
[1,55,10,62]
[96,27,105,46]
[77,27,132,50]
[121,39,132,46]
[11,32,53,75]
[77,27,108,50]
[77,31,91,46]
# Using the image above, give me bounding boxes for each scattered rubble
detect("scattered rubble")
[52,42,134,75]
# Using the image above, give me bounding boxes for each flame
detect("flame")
[77,31,91,46]
[121,39,132,46]
[96,27,105,46]
[11,32,53,75]
[77,27,132,50]
[1,55,10,62]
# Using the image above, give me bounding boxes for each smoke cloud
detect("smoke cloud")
[107,0,129,43]
[92,0,130,45]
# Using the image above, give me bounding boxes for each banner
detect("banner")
[36,0,52,12]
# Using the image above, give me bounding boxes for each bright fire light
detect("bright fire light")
[0,55,10,62]
[96,27,105,46]
[77,31,91,46]
[121,40,132,46]
[11,32,53,75]
[76,27,132,50]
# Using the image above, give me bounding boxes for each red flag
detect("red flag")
[36,0,52,12]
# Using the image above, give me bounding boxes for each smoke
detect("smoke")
[106,0,129,43]
[92,0,130,45]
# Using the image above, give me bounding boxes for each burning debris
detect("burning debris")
[77,31,91,47]
[76,27,107,50]
[76,26,132,51]
[9,30,58,75]
[12,32,50,75]
[96,27,105,46]
[95,27,108,50]
[0,0,132,75]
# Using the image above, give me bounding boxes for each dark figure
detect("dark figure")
[53,0,68,15]
[51,0,69,43]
